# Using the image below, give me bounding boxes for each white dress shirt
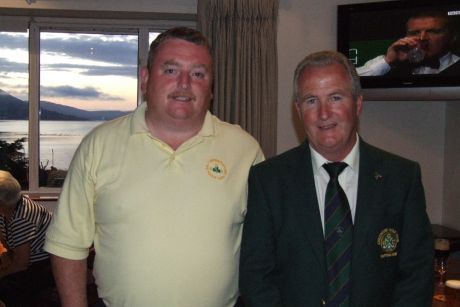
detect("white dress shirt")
[356,52,460,76]
[310,137,360,235]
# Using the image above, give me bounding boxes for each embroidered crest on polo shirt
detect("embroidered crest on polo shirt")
[206,159,227,180]
[377,228,399,258]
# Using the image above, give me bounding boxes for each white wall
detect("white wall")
[444,102,460,229]
[359,101,446,223]
[2,0,459,228]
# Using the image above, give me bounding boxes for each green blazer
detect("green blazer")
[239,140,434,307]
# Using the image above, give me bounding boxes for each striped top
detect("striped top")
[0,195,52,263]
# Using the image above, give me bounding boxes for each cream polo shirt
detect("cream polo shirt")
[44,102,264,307]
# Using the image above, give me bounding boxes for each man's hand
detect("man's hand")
[385,37,421,65]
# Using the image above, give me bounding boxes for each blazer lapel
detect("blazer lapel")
[286,143,326,272]
[352,141,386,259]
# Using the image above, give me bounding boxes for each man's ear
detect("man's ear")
[356,95,364,116]
[294,101,303,120]
[140,67,149,95]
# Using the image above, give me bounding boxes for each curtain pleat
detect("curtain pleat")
[197,0,279,157]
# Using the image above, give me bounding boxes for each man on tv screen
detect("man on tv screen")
[357,11,460,76]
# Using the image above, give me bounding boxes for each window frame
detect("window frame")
[0,8,196,194]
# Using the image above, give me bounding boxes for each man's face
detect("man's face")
[141,38,213,130]
[406,17,451,60]
[295,63,362,161]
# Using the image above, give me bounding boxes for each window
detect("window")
[0,9,195,193]
[0,31,29,188]
[38,31,138,187]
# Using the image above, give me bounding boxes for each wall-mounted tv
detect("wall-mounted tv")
[337,0,460,99]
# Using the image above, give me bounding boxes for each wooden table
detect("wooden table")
[433,257,460,306]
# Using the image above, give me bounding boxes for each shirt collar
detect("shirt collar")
[310,134,360,172]
[196,111,215,137]
[439,52,453,68]
[439,52,460,69]
[130,102,215,138]
[130,102,149,135]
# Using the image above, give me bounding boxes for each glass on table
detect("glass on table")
[435,238,451,285]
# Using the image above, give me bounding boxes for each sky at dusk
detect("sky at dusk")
[0,31,159,112]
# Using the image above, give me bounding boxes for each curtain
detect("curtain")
[197,0,279,158]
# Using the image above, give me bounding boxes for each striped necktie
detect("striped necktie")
[323,162,353,307]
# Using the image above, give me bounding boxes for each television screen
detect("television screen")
[337,0,460,90]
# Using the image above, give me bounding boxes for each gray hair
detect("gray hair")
[292,50,362,102]
[0,170,22,207]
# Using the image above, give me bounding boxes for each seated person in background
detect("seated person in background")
[0,170,54,306]
[357,11,460,76]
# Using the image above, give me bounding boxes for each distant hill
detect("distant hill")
[40,101,129,121]
[0,89,130,121]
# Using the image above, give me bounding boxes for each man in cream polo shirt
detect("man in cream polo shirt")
[44,27,263,307]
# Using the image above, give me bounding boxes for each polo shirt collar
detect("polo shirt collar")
[131,102,149,135]
[130,102,215,138]
[196,111,215,137]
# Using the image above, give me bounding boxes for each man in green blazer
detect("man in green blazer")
[239,51,434,307]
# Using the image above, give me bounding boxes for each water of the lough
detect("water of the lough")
[0,120,103,170]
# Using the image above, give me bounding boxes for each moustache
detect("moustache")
[168,91,196,101]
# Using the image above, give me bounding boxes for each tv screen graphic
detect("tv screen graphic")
[337,0,460,90]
